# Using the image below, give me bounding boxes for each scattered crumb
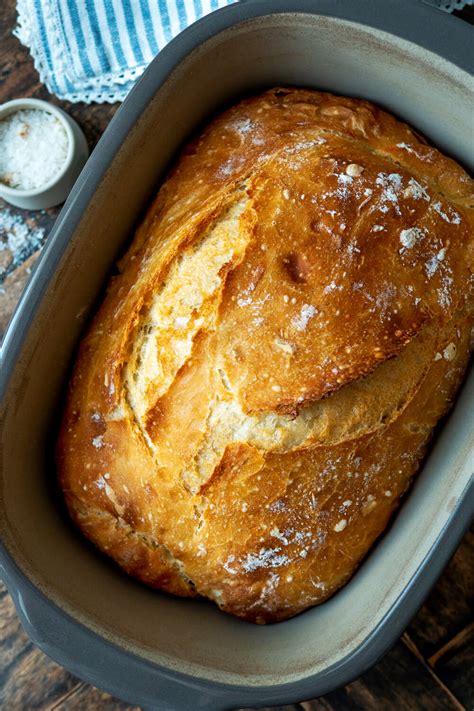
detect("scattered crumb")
[443,342,456,361]
[345,163,364,177]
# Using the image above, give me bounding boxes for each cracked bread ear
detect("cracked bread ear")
[58,87,473,623]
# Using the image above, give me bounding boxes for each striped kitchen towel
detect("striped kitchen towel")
[14,0,237,104]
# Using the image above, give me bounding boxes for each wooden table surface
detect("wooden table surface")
[1,1,473,709]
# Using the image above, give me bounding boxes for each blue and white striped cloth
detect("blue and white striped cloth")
[14,0,237,103]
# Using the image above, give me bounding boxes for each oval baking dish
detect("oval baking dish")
[1,1,473,708]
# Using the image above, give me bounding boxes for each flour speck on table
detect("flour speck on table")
[0,207,46,278]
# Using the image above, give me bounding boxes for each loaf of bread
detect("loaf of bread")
[58,89,473,623]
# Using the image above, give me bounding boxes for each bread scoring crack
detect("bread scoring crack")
[123,192,253,449]
[179,320,439,493]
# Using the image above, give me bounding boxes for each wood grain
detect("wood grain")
[0,0,473,708]
[50,684,142,711]
[302,638,463,711]
[428,625,474,709]
[0,590,79,710]
[408,530,474,659]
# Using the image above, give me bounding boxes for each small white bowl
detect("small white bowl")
[0,98,89,210]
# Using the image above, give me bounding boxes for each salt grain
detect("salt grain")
[432,201,461,225]
[292,303,317,331]
[0,109,69,190]
[399,227,425,250]
[242,547,290,572]
[425,249,445,278]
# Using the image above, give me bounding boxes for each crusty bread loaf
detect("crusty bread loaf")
[57,88,473,623]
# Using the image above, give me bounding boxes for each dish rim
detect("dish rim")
[1,0,473,707]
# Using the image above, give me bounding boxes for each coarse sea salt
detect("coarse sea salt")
[292,303,317,331]
[399,227,425,250]
[0,109,69,190]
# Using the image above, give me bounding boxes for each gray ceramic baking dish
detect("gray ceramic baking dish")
[1,1,473,708]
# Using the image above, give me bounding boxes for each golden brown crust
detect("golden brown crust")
[57,88,473,623]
